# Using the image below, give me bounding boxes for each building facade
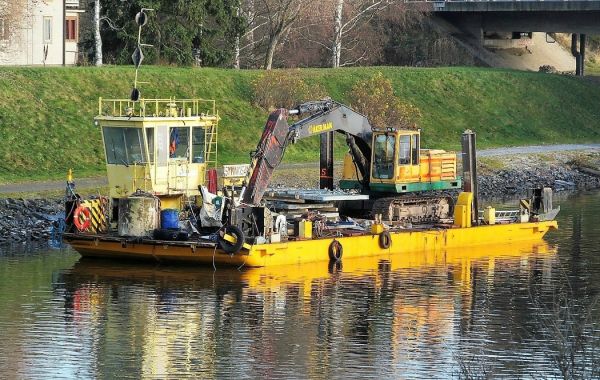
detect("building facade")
[0,0,84,66]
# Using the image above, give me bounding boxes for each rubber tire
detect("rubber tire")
[328,240,343,262]
[379,230,391,249]
[154,228,180,241]
[218,225,245,254]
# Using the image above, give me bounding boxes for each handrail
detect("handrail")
[97,98,217,118]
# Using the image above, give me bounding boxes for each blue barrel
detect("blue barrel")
[160,209,179,230]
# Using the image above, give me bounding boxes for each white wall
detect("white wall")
[0,0,80,66]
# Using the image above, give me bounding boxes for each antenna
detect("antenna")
[131,8,154,102]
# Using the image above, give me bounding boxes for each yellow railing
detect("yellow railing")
[98,98,217,118]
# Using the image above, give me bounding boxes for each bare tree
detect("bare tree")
[257,0,308,70]
[330,0,395,68]
[0,0,37,51]
[235,0,266,69]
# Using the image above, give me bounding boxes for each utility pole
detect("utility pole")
[62,0,66,66]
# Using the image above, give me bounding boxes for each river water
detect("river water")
[1,191,599,379]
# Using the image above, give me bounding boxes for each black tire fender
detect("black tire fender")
[328,259,343,274]
[218,225,245,254]
[379,230,391,249]
[328,239,343,262]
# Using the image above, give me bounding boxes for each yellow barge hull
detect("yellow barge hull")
[65,220,557,268]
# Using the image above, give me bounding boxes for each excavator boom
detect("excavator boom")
[242,100,374,205]
[242,109,291,205]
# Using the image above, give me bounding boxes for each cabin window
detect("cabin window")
[192,127,205,163]
[398,135,410,165]
[156,127,169,165]
[43,17,52,43]
[146,128,154,163]
[103,127,147,165]
[373,134,396,179]
[169,127,190,159]
[411,134,419,165]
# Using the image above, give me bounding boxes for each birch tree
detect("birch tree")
[94,0,102,66]
[234,0,264,69]
[330,0,394,68]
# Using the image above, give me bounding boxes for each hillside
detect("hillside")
[1,66,600,183]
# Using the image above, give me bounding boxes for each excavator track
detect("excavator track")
[371,196,454,224]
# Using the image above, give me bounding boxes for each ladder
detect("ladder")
[204,115,218,172]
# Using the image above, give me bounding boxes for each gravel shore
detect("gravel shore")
[1,150,599,249]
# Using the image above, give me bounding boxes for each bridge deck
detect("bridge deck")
[432,0,600,12]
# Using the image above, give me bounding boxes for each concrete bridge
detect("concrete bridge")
[427,0,600,75]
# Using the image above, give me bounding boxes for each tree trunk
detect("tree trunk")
[234,35,240,69]
[332,0,344,68]
[247,0,255,67]
[264,34,279,70]
[94,0,102,66]
[233,5,241,69]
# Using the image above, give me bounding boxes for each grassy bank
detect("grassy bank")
[1,66,600,183]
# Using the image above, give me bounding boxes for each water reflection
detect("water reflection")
[3,190,600,378]
[39,242,555,379]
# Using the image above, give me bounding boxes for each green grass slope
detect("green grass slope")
[1,66,600,183]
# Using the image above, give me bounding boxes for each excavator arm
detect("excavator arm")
[241,99,373,205]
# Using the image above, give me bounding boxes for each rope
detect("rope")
[49,218,66,249]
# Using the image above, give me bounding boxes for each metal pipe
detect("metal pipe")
[461,130,478,225]
[572,33,585,76]
[580,34,586,76]
[320,131,334,190]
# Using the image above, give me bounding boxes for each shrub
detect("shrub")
[252,69,326,110]
[348,72,421,129]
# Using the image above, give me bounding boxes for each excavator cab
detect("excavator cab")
[343,128,461,194]
[371,129,420,181]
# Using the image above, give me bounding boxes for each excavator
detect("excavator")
[239,99,461,223]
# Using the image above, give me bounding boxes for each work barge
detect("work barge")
[63,98,559,268]
[62,9,558,268]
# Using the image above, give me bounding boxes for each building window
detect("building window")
[0,18,8,41]
[43,17,52,43]
[65,16,78,42]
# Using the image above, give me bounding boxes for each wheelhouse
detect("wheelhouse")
[96,98,219,206]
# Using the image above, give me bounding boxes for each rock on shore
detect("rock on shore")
[0,198,63,248]
[478,166,600,199]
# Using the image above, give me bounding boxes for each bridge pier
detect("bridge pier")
[571,34,586,76]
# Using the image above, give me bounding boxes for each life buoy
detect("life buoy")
[73,206,92,232]
[218,225,245,254]
[379,230,391,249]
[328,239,343,262]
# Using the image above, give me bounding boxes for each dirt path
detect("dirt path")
[492,33,575,72]
[1,144,599,195]
[477,144,600,157]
